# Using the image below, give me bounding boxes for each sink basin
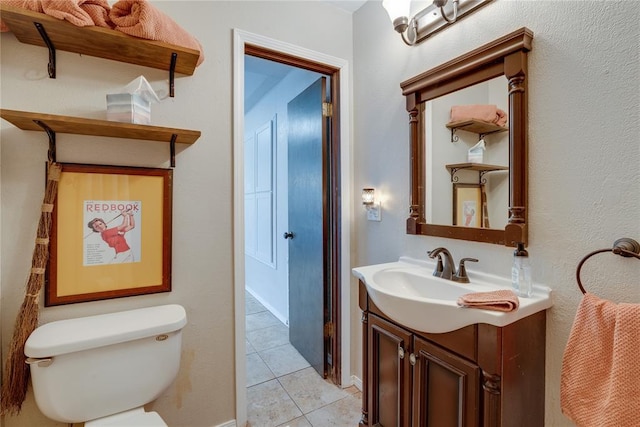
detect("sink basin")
[352,257,552,333]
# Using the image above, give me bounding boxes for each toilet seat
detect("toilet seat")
[84,407,167,426]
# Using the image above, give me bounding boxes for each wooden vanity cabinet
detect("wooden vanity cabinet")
[359,281,545,427]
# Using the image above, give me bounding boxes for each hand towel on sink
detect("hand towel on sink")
[109,0,204,66]
[560,293,640,427]
[456,289,519,312]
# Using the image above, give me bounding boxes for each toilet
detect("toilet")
[24,304,187,426]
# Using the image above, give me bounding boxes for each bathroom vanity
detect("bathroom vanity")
[358,281,545,427]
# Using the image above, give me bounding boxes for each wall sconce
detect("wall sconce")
[362,188,381,221]
[362,188,375,206]
[382,0,493,46]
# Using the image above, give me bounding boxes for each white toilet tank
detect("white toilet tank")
[24,304,187,424]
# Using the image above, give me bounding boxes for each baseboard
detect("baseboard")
[351,375,363,391]
[245,287,288,326]
[214,420,237,427]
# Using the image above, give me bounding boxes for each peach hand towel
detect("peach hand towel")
[0,1,43,32]
[76,0,113,28]
[109,0,204,66]
[1,0,113,32]
[41,0,112,28]
[450,104,508,127]
[456,289,519,312]
[560,293,640,427]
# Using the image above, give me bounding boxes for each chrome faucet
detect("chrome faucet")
[428,248,478,283]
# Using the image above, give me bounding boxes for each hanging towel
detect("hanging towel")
[1,1,113,32]
[456,289,519,312]
[450,104,508,127]
[560,293,640,427]
[109,0,204,66]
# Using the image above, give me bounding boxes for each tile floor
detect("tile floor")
[245,292,362,427]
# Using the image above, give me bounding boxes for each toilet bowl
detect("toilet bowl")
[24,304,187,426]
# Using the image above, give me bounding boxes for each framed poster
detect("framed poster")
[46,163,172,306]
[453,183,483,228]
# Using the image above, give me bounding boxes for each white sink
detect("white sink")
[352,257,552,334]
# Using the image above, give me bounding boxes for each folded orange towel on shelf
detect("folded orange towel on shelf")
[109,0,204,66]
[0,1,43,32]
[450,104,508,127]
[456,289,519,312]
[41,0,112,28]
[75,0,113,28]
[1,0,113,32]
[560,293,640,427]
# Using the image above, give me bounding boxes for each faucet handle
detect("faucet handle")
[455,258,478,283]
[432,254,444,277]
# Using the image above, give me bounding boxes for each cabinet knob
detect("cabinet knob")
[398,346,405,359]
[283,232,295,240]
[409,353,417,366]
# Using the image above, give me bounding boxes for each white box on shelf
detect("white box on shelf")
[106,93,151,125]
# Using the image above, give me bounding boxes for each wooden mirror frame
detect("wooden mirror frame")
[401,27,533,246]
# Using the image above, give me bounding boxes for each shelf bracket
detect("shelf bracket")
[170,134,177,167]
[478,170,489,185]
[34,22,56,79]
[449,167,461,182]
[450,128,459,143]
[34,120,56,163]
[169,52,177,98]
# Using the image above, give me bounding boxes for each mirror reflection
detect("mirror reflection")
[424,76,509,230]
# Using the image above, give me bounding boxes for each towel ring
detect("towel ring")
[576,237,640,294]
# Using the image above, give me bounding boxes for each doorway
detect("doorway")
[233,30,352,427]
[244,48,338,376]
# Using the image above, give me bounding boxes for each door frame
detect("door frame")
[232,29,352,426]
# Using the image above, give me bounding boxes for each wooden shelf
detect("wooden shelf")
[446,162,508,183]
[445,119,508,135]
[0,4,199,76]
[0,109,201,145]
[446,163,508,173]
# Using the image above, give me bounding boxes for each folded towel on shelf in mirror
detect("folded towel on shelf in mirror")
[450,104,508,127]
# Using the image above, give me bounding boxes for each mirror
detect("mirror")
[424,76,509,229]
[401,27,532,246]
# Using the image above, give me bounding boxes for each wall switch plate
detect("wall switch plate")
[367,202,381,221]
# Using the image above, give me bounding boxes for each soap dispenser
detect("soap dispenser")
[511,242,532,297]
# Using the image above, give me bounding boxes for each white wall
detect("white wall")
[352,1,639,425]
[244,67,323,324]
[0,2,353,426]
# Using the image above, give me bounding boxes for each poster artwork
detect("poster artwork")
[463,200,477,227]
[83,200,142,266]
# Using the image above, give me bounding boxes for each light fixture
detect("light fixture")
[382,0,492,46]
[361,188,381,221]
[362,188,376,206]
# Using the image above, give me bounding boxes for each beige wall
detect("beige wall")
[0,2,353,426]
[352,1,640,425]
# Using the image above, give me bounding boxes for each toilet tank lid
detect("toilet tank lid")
[25,304,187,358]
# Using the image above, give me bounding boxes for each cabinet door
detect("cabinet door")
[368,314,413,427]
[412,336,480,427]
